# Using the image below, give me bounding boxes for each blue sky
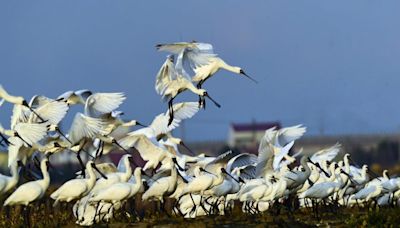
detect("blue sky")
[1,1,400,141]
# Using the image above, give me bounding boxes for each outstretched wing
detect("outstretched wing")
[149,102,200,136]
[14,122,48,146]
[155,56,178,95]
[170,102,200,120]
[276,125,306,147]
[205,150,235,173]
[184,42,216,69]
[156,42,194,54]
[29,100,69,125]
[156,42,216,77]
[29,95,53,109]
[119,134,164,162]
[10,105,30,129]
[7,137,24,167]
[310,143,341,164]
[148,114,180,137]
[256,129,276,177]
[226,153,257,174]
[85,93,126,116]
[68,113,107,144]
[273,141,295,170]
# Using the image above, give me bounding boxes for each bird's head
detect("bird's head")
[133,120,147,127]
[167,55,174,63]
[200,89,207,97]
[88,161,95,168]
[17,160,24,167]
[53,141,62,148]
[21,99,29,107]
[89,161,108,179]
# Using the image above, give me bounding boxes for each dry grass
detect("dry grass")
[0,196,399,227]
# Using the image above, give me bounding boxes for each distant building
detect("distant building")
[228,121,281,148]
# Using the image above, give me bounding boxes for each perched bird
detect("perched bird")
[0,160,23,195]
[50,161,107,205]
[4,157,50,206]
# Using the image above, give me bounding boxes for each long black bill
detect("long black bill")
[177,170,189,183]
[340,170,357,185]
[15,132,32,148]
[307,158,330,177]
[172,158,186,171]
[0,133,11,146]
[23,102,47,123]
[180,142,195,156]
[200,167,215,176]
[204,93,221,108]
[221,168,240,183]
[93,164,108,179]
[55,127,73,144]
[112,140,131,155]
[136,122,147,127]
[240,70,258,84]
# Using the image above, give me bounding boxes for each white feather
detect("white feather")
[85,93,126,116]
[68,113,107,145]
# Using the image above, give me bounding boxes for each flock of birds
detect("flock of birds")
[0,41,399,226]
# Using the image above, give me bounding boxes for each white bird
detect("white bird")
[142,157,180,202]
[119,134,168,171]
[156,41,257,87]
[0,85,47,123]
[4,157,50,206]
[50,161,106,205]
[0,160,22,195]
[156,41,257,108]
[284,156,313,191]
[155,56,220,125]
[73,154,133,225]
[298,163,344,200]
[89,167,143,204]
[91,154,133,191]
[310,143,341,166]
[120,102,200,145]
[181,166,225,197]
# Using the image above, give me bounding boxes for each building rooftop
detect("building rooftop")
[231,122,281,132]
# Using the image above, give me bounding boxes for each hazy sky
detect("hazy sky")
[1,1,400,141]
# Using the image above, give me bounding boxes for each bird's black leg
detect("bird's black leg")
[167,98,174,126]
[188,194,197,216]
[196,81,206,109]
[99,141,104,157]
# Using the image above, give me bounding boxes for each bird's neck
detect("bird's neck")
[123,165,133,182]
[219,59,238,73]
[171,167,177,180]
[87,167,97,185]
[300,159,311,178]
[344,159,350,173]
[362,169,368,178]
[214,172,224,186]
[186,83,203,96]
[41,170,51,187]
[10,166,19,183]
